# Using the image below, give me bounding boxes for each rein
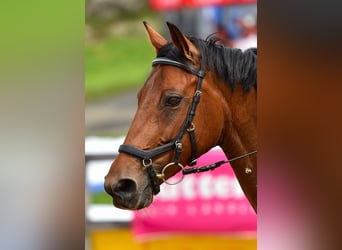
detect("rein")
[118,57,256,195]
[182,150,257,175]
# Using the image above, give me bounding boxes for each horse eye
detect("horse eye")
[165,95,182,107]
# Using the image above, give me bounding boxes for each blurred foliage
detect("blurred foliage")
[92,192,112,204]
[86,7,159,39]
[85,35,155,102]
[85,0,162,102]
[1,1,83,76]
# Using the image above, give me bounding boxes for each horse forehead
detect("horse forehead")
[147,66,194,90]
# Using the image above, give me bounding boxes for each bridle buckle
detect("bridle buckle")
[142,158,152,168]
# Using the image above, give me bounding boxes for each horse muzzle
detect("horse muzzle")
[104,175,154,210]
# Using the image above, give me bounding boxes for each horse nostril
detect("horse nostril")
[112,178,137,200]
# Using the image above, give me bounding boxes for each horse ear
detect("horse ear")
[166,22,200,66]
[143,21,168,53]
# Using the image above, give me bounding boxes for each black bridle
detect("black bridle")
[118,57,257,195]
[119,57,205,194]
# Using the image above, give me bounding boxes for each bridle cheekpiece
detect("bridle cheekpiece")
[118,57,205,194]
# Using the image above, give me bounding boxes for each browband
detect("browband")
[152,58,205,78]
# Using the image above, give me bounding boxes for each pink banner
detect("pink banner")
[133,147,256,238]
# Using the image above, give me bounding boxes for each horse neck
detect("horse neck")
[218,82,257,158]
[213,75,257,211]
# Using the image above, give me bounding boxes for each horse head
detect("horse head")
[104,22,227,210]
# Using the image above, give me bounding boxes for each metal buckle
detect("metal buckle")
[175,141,182,153]
[187,122,195,132]
[142,158,152,167]
[194,90,201,97]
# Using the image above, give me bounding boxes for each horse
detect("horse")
[104,21,257,212]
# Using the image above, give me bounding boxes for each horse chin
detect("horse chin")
[112,186,154,210]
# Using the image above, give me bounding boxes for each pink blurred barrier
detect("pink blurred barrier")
[133,147,256,239]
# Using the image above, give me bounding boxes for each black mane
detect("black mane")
[156,36,257,92]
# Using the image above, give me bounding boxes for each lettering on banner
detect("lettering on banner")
[137,202,254,218]
[157,174,245,201]
[134,173,254,218]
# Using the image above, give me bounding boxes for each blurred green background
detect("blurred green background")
[85,0,164,204]
[85,0,162,102]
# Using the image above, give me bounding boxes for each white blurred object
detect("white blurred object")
[85,135,124,155]
[85,136,133,223]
